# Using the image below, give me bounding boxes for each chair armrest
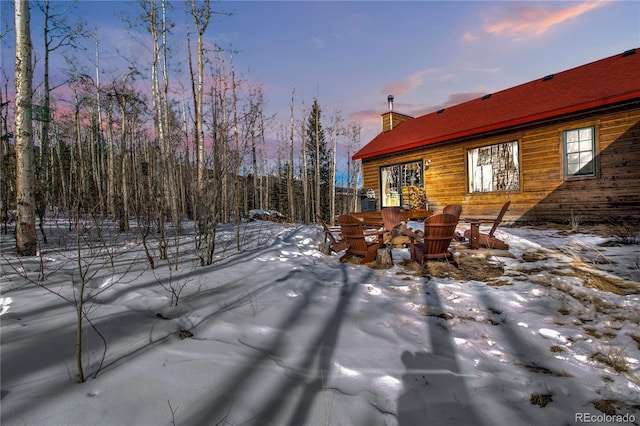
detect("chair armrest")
[461,218,497,224]
[401,228,420,241]
[363,229,386,243]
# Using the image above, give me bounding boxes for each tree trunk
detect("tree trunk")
[314,108,320,221]
[329,112,341,224]
[0,86,9,234]
[232,66,241,251]
[119,89,129,231]
[14,0,37,256]
[94,36,106,215]
[300,103,308,223]
[106,95,117,219]
[288,89,295,221]
[38,0,51,243]
[376,248,393,269]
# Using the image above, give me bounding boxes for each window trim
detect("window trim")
[563,125,596,179]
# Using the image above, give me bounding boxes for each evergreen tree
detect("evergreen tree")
[305,99,331,220]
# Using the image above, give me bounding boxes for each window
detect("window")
[468,141,520,193]
[564,126,595,177]
[380,160,423,208]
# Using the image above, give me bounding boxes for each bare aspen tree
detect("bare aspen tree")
[71,79,88,209]
[257,113,268,211]
[141,0,178,261]
[37,0,52,239]
[201,78,221,265]
[194,56,225,265]
[287,89,295,220]
[259,98,268,210]
[116,70,138,232]
[160,0,179,231]
[37,0,86,227]
[188,0,212,262]
[145,0,166,251]
[95,57,106,216]
[14,0,37,256]
[249,88,260,211]
[186,27,198,219]
[93,35,114,218]
[91,40,118,221]
[345,122,362,212]
[190,0,209,200]
[104,90,118,220]
[179,88,189,219]
[222,75,230,224]
[206,68,223,222]
[314,104,320,220]
[51,120,69,211]
[300,101,308,223]
[0,82,10,234]
[327,111,342,225]
[77,75,101,210]
[232,64,241,250]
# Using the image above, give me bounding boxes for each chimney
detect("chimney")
[381,95,413,132]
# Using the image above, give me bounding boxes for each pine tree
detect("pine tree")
[305,99,331,220]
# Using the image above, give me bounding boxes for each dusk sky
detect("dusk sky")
[2,0,639,150]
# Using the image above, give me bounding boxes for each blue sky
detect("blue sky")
[2,0,639,146]
[215,0,639,141]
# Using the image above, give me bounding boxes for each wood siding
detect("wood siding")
[360,106,640,222]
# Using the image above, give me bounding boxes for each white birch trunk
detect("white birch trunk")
[14,0,37,255]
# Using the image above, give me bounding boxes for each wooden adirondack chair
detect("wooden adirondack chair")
[442,204,465,241]
[463,201,511,250]
[381,207,402,233]
[316,215,348,252]
[403,213,459,266]
[338,214,384,264]
[442,204,462,219]
[382,206,410,248]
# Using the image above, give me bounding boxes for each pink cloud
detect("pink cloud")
[348,109,380,124]
[462,31,479,42]
[381,68,440,97]
[398,92,486,118]
[484,0,609,41]
[441,92,486,108]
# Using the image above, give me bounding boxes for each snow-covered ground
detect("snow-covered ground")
[1,217,639,426]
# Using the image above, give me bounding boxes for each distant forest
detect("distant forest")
[3,1,363,256]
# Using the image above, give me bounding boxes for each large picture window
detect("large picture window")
[468,141,520,193]
[564,126,595,177]
[380,160,423,208]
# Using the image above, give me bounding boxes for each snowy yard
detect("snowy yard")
[1,217,639,426]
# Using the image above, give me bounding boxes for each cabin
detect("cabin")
[353,49,640,223]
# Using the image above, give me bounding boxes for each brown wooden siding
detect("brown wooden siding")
[360,106,640,222]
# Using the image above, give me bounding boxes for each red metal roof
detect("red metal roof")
[353,48,640,160]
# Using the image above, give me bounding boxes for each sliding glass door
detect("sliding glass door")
[380,160,423,208]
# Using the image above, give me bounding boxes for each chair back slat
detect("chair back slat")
[488,201,511,237]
